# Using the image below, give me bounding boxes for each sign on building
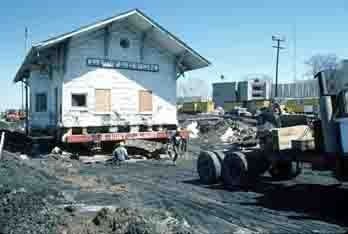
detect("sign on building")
[86,58,160,72]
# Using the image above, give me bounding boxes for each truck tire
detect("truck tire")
[221,151,248,189]
[197,150,223,184]
[269,160,301,180]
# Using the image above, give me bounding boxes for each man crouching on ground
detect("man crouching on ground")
[113,141,128,166]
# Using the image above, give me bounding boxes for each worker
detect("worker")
[112,141,128,166]
[169,130,182,165]
[258,100,282,128]
[181,135,188,152]
[179,128,188,152]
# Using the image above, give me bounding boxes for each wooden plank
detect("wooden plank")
[272,125,311,151]
[139,90,152,112]
[95,89,111,112]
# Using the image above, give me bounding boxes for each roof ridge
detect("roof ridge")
[34,8,138,47]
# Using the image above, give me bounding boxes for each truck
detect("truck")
[5,110,20,122]
[197,69,348,188]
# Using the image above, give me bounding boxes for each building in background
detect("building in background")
[212,82,237,107]
[237,78,272,101]
[271,79,319,99]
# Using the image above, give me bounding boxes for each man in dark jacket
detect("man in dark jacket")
[169,131,182,165]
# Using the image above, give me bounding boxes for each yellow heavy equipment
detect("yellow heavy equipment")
[180,101,214,114]
[223,101,243,113]
[284,98,319,114]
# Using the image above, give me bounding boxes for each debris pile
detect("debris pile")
[192,118,257,147]
[186,121,199,138]
[124,139,166,159]
[60,207,193,234]
[219,121,257,147]
[0,153,67,234]
[50,146,75,160]
[0,187,63,234]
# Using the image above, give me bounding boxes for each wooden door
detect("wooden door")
[139,90,152,112]
[95,89,111,112]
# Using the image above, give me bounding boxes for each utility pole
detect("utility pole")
[293,23,297,82]
[22,28,28,112]
[272,36,285,98]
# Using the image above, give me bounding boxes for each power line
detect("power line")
[22,27,28,112]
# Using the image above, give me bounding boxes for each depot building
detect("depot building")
[14,9,210,136]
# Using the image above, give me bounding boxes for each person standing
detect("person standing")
[112,141,128,166]
[170,131,182,165]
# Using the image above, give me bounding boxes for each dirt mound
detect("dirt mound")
[0,153,69,234]
[60,207,193,234]
[0,153,62,195]
[0,188,63,234]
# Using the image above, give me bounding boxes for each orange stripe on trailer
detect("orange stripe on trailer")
[67,135,93,143]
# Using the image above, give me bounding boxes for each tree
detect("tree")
[305,54,339,78]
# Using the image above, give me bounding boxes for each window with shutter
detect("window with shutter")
[139,90,153,112]
[95,89,111,112]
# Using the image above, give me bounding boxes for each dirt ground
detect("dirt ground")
[1,145,348,234]
[1,119,348,233]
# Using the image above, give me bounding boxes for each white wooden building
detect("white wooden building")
[14,9,210,138]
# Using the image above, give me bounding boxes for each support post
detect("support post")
[275,40,280,97]
[25,79,29,136]
[0,132,5,160]
[175,51,188,79]
[104,26,110,58]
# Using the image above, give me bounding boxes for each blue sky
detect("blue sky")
[1,0,348,109]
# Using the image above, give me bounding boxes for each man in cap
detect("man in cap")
[112,141,128,166]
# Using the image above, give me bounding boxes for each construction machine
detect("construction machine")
[197,69,348,188]
[261,70,348,181]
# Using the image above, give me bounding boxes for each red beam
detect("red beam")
[66,130,189,143]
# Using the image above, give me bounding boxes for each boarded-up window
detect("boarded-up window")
[95,89,111,112]
[35,93,47,112]
[139,90,152,112]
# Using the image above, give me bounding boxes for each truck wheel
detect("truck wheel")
[269,160,301,180]
[197,151,223,184]
[221,151,248,189]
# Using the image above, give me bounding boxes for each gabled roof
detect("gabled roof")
[14,9,211,82]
